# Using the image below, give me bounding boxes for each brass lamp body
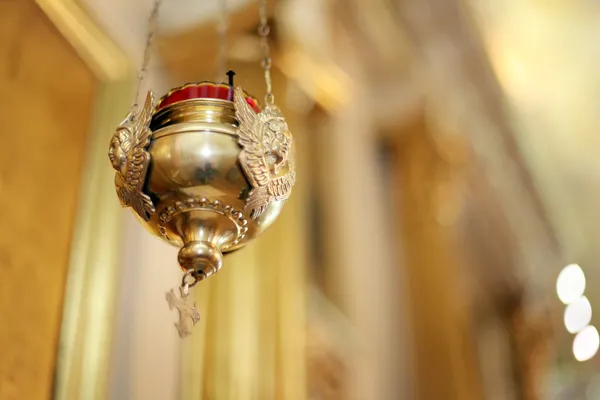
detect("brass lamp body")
[109,82,294,281]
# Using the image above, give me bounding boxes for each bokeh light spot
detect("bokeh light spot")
[556,264,586,304]
[573,325,600,362]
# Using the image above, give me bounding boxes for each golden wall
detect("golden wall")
[0,2,96,399]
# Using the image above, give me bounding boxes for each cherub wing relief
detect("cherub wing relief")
[234,87,295,218]
[110,91,156,221]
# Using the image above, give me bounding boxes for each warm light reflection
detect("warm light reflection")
[556,264,586,304]
[278,48,351,111]
[573,325,600,362]
[564,296,592,334]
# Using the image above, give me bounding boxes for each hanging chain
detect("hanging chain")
[216,0,229,80]
[132,0,163,112]
[258,0,274,106]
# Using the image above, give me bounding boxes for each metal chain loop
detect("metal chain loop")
[132,0,163,113]
[181,270,199,296]
[258,0,274,106]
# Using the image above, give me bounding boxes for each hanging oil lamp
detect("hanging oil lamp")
[108,0,295,337]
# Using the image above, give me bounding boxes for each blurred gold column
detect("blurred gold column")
[180,66,308,400]
[394,121,485,400]
[310,32,411,398]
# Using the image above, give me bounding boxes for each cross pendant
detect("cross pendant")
[166,287,201,338]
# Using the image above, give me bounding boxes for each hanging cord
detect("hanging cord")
[258,0,274,106]
[132,0,163,113]
[216,0,229,80]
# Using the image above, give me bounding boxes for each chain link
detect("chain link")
[132,0,272,108]
[258,0,274,106]
[132,0,163,113]
[180,270,199,296]
[216,0,229,81]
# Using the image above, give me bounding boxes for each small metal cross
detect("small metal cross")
[166,286,200,338]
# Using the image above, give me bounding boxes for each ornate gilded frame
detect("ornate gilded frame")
[35,1,135,398]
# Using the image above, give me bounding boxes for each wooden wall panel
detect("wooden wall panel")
[0,3,96,399]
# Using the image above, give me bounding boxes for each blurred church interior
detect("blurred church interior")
[2,0,600,399]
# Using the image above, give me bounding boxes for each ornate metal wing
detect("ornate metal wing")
[234,87,272,188]
[234,87,295,218]
[109,91,156,221]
